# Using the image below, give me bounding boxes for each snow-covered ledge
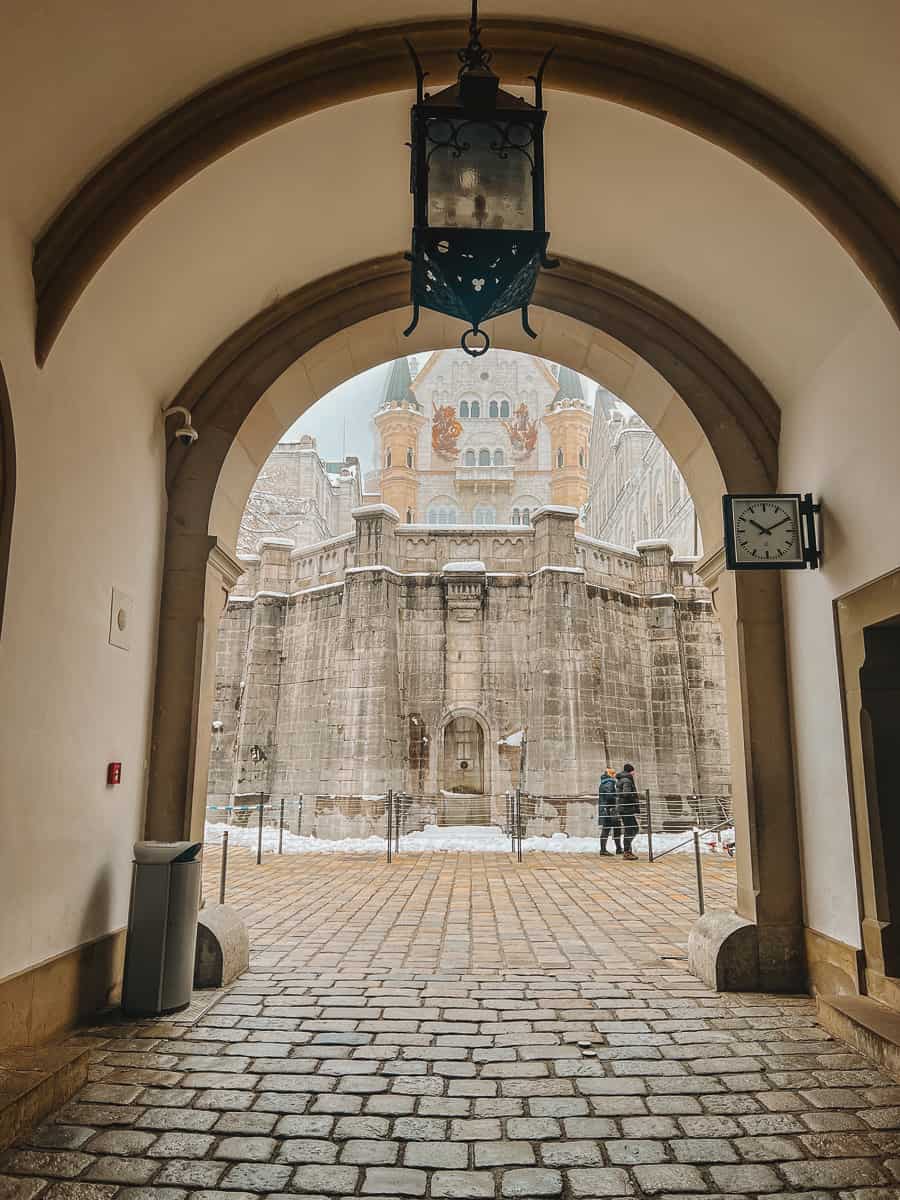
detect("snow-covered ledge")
[441,560,487,574]
[531,504,579,521]
[351,503,400,522]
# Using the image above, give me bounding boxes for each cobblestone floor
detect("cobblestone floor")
[3,850,899,1198]
[207,848,739,973]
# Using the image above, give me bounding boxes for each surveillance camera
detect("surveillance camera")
[176,423,199,447]
[162,404,198,447]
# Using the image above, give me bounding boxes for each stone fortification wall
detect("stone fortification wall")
[208,506,729,835]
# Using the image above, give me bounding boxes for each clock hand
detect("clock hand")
[748,519,768,533]
[762,517,791,532]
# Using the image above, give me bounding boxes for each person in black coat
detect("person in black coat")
[597,767,621,855]
[616,762,640,860]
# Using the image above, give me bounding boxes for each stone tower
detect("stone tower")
[373,357,425,523]
[544,366,592,518]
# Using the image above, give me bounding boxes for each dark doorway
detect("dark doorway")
[860,619,900,976]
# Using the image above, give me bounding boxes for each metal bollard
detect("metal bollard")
[296,794,303,836]
[394,793,401,856]
[386,790,393,864]
[693,829,705,915]
[219,830,229,905]
[257,797,264,865]
[645,790,654,862]
[515,788,524,863]
[278,797,285,854]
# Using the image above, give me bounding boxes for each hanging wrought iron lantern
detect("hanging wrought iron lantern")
[403,2,557,357]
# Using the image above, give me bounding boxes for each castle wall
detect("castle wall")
[208,507,731,833]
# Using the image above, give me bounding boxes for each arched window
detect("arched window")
[386,448,392,468]
[470,400,480,418]
[500,399,510,419]
[493,449,504,466]
[464,449,476,467]
[655,489,665,528]
[478,448,491,466]
[460,400,470,419]
[474,505,496,525]
[512,509,521,525]
[522,508,531,526]
[428,505,458,525]
[556,448,564,468]
[406,447,414,468]
[406,508,413,523]
[489,400,499,418]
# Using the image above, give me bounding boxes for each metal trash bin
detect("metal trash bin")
[122,840,202,1017]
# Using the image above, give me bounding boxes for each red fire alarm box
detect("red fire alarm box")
[107,762,122,786]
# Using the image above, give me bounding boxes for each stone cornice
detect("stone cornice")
[207,537,245,588]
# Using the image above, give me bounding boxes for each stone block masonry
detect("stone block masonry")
[208,508,729,829]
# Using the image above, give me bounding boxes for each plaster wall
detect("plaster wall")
[0,216,165,988]
[780,298,900,952]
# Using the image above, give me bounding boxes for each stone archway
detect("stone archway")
[31,20,900,362]
[438,709,491,798]
[148,254,803,991]
[0,361,15,640]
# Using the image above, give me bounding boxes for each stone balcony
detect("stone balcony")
[454,465,515,490]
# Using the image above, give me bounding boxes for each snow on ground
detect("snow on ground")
[205,821,736,857]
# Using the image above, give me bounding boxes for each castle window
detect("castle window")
[478,448,491,466]
[428,505,458,525]
[464,449,476,467]
[489,399,499,418]
[579,447,585,468]
[512,509,521,525]
[493,449,504,466]
[406,447,414,468]
[386,448,392,468]
[470,400,481,418]
[500,399,510,419]
[460,400,470,418]
[474,505,496,525]
[556,448,564,468]
[406,508,413,523]
[522,508,531,525]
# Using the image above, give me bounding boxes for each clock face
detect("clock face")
[730,497,803,565]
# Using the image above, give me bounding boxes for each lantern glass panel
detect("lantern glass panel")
[426,119,533,230]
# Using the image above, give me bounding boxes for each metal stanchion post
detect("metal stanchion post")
[387,790,393,864]
[693,829,705,915]
[278,797,285,854]
[296,794,303,836]
[645,789,654,862]
[219,830,229,905]
[516,788,523,863]
[257,797,264,865]
[394,793,401,856]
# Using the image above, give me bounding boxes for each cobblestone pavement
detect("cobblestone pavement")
[205,848,739,972]
[3,851,899,1198]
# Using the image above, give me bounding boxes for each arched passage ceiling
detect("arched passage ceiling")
[55,88,878,420]
[19,11,900,363]
[6,1,900,232]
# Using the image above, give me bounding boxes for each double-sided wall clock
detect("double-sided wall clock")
[723,493,820,570]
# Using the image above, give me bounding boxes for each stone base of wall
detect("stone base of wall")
[0,929,125,1050]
